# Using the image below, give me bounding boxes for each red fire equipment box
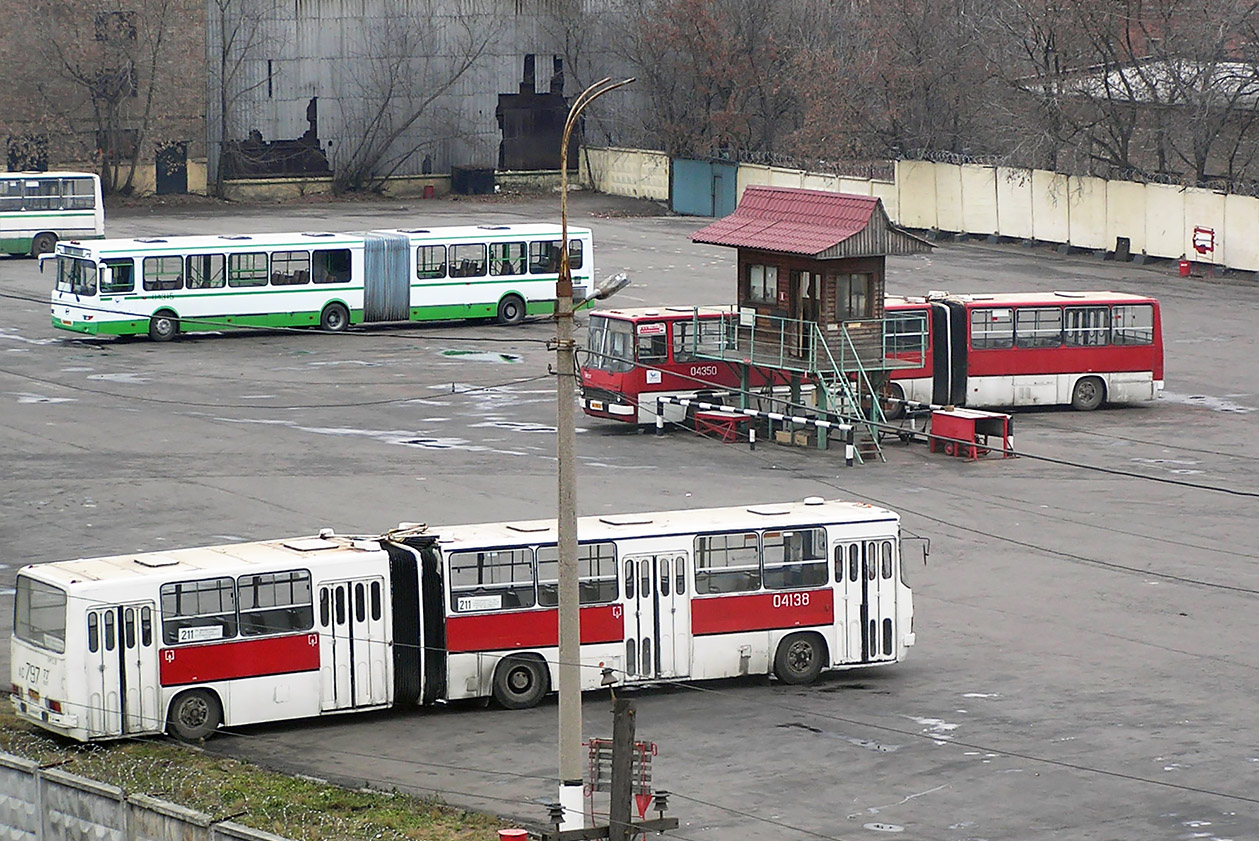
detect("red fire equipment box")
[929,408,1014,460]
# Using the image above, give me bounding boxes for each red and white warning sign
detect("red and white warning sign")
[1192,226,1215,255]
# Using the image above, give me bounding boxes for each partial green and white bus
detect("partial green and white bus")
[48,223,594,340]
[2,171,104,257]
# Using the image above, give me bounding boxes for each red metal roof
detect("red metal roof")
[691,186,882,255]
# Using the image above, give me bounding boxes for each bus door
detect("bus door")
[86,603,160,736]
[624,554,691,681]
[863,540,898,662]
[318,578,389,711]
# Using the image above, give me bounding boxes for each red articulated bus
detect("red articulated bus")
[884,291,1164,412]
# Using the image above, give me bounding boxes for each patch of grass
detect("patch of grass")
[0,706,507,840]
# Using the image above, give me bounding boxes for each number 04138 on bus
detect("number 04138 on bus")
[11,497,916,742]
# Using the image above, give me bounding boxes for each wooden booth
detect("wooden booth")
[692,186,931,371]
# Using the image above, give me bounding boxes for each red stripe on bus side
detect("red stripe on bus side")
[446,605,624,653]
[159,633,321,687]
[691,589,834,635]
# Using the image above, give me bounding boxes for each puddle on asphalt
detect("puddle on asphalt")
[441,349,522,364]
[1161,391,1255,413]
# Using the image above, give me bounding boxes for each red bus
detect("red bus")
[885,291,1164,412]
[12,498,915,742]
[580,306,807,424]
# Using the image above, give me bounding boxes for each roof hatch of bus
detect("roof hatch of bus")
[746,505,791,516]
[599,514,654,526]
[506,522,552,533]
[1053,291,1087,297]
[282,537,341,552]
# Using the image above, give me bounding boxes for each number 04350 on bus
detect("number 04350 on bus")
[11,498,916,742]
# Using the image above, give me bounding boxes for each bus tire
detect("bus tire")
[148,311,179,342]
[773,632,826,685]
[496,294,526,326]
[30,232,56,257]
[320,302,349,332]
[882,382,906,420]
[167,689,222,742]
[492,654,549,709]
[1071,376,1105,411]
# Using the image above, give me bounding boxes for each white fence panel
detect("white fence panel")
[1105,179,1147,256]
[896,160,937,230]
[959,165,998,235]
[1222,193,1259,271]
[995,167,1034,240]
[934,163,964,232]
[802,172,839,192]
[838,177,874,196]
[1144,183,1186,260]
[1181,188,1226,264]
[1066,175,1108,250]
[41,769,124,841]
[768,167,806,188]
[0,754,39,841]
[1031,169,1070,243]
[737,163,776,196]
[870,179,899,222]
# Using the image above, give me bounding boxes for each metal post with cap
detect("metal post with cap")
[552,75,634,832]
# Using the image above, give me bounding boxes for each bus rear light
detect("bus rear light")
[46,699,63,713]
[28,689,40,703]
[9,683,20,698]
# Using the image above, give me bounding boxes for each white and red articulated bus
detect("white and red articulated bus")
[12,498,915,742]
[884,291,1164,413]
[578,293,1163,424]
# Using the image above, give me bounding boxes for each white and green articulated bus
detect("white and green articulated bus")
[48,222,594,340]
[2,171,104,257]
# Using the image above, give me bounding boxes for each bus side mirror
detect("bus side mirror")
[38,253,55,273]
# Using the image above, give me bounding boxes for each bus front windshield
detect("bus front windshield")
[56,256,97,297]
[586,316,634,373]
[14,576,68,654]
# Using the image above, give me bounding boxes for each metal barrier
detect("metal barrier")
[655,396,856,467]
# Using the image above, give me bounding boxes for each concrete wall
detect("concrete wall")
[0,751,296,841]
[581,146,669,201]
[584,147,1259,273]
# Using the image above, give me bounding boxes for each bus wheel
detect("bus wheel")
[167,689,221,742]
[492,654,549,709]
[882,382,906,420]
[1071,376,1105,411]
[149,311,179,342]
[773,632,826,685]
[30,233,56,257]
[496,294,526,326]
[320,302,349,332]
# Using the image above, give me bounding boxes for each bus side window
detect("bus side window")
[489,241,526,276]
[143,255,183,291]
[624,559,635,599]
[449,243,486,278]
[228,252,269,287]
[271,250,310,285]
[1112,304,1154,345]
[160,577,237,645]
[1064,306,1110,346]
[416,245,446,279]
[238,570,314,636]
[448,548,535,611]
[313,248,352,283]
[101,258,135,294]
[693,532,760,594]
[529,240,561,273]
[636,323,668,363]
[185,254,225,289]
[971,308,1013,349]
[65,177,96,210]
[87,613,99,653]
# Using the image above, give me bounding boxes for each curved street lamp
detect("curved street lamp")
[553,76,633,832]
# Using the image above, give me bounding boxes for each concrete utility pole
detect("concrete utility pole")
[554,76,633,831]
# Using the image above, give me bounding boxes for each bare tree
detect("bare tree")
[207,0,278,195]
[331,9,499,194]
[29,0,190,194]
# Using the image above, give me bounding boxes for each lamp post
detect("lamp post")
[553,76,633,831]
